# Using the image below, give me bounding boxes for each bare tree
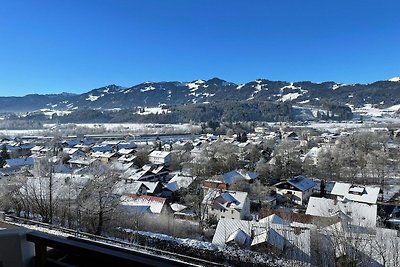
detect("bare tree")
[77,162,121,235]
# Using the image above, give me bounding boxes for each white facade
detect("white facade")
[148,151,171,166]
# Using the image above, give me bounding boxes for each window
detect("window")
[231,210,234,214]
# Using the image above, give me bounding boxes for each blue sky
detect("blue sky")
[1,0,399,96]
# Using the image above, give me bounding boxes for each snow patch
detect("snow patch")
[140,86,156,92]
[389,76,400,82]
[86,94,101,101]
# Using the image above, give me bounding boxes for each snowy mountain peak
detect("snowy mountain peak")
[389,77,400,82]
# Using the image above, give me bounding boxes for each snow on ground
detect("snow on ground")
[388,76,400,82]
[280,92,302,102]
[236,84,245,90]
[332,83,346,90]
[7,222,71,237]
[353,104,400,117]
[135,107,170,115]
[86,94,104,101]
[140,85,156,92]
[39,109,73,118]
[131,230,218,251]
[186,80,205,91]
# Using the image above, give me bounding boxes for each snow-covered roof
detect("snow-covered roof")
[305,196,377,228]
[226,229,250,247]
[149,150,171,158]
[120,195,167,214]
[212,218,310,257]
[203,189,248,210]
[113,181,149,195]
[141,181,160,194]
[68,157,96,166]
[169,203,188,213]
[5,157,34,167]
[91,151,116,159]
[118,154,136,162]
[251,228,285,250]
[259,214,286,225]
[287,176,316,191]
[118,148,135,155]
[330,182,380,204]
[223,170,258,185]
[167,174,195,191]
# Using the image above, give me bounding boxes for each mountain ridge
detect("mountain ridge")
[1,77,400,113]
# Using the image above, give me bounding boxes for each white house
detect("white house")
[202,189,250,220]
[274,176,316,205]
[148,151,171,166]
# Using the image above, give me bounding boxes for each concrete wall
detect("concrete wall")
[0,228,35,267]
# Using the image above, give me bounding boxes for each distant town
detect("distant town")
[0,120,399,266]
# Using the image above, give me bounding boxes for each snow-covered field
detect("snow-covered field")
[0,123,200,136]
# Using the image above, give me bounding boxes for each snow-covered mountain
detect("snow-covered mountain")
[1,77,400,113]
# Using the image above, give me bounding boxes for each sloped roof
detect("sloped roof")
[5,157,34,167]
[113,181,149,195]
[287,176,316,191]
[305,196,377,227]
[212,218,310,257]
[331,182,380,204]
[226,229,250,246]
[149,151,171,158]
[202,189,248,210]
[251,228,285,250]
[121,195,167,214]
[169,203,188,213]
[223,170,258,185]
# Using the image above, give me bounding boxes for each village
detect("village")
[0,122,400,266]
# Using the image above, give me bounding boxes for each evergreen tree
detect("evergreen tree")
[0,144,10,167]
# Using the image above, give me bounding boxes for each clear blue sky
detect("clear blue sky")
[1,0,399,96]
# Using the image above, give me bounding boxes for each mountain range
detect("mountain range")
[1,77,400,113]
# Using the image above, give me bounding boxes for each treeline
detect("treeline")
[27,101,296,124]
[318,101,353,121]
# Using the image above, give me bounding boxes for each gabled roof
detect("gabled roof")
[287,176,316,191]
[121,195,167,214]
[203,189,248,210]
[149,151,171,158]
[167,174,195,191]
[5,157,34,167]
[226,229,250,247]
[331,182,380,204]
[306,196,377,227]
[113,181,150,195]
[212,218,310,257]
[223,170,258,185]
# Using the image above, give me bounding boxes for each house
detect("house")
[306,196,377,228]
[166,174,196,192]
[202,189,250,220]
[30,146,49,155]
[148,151,171,166]
[274,176,316,205]
[212,217,311,262]
[203,179,228,190]
[68,157,97,169]
[223,170,258,186]
[91,151,116,163]
[4,157,34,168]
[169,203,195,220]
[91,144,113,153]
[330,182,380,204]
[63,148,85,159]
[120,195,169,215]
[114,181,150,196]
